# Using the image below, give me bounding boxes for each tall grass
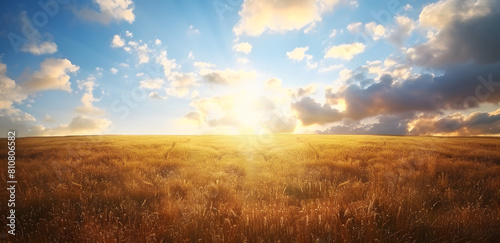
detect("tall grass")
[0,135,499,242]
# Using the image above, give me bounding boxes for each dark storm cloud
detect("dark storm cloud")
[333,63,500,121]
[294,0,500,135]
[291,97,343,125]
[408,109,500,135]
[295,62,500,135]
[407,0,500,67]
[318,113,416,135]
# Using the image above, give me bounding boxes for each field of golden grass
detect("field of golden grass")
[1,135,500,242]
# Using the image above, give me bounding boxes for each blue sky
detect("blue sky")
[1,0,500,136]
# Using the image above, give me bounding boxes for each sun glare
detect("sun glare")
[336,99,347,112]
[233,84,267,134]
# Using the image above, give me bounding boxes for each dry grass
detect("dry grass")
[1,135,499,242]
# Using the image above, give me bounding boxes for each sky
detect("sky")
[1,0,500,137]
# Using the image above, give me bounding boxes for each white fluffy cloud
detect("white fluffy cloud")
[0,62,26,111]
[75,76,105,115]
[21,41,58,55]
[287,47,309,61]
[347,21,386,41]
[115,36,198,99]
[364,22,386,40]
[0,60,111,137]
[17,11,58,55]
[113,34,154,65]
[140,78,164,89]
[233,42,253,54]
[419,0,490,30]
[41,115,111,136]
[194,62,216,69]
[136,44,150,64]
[387,16,416,45]
[0,114,112,137]
[329,29,338,38]
[20,58,79,93]
[149,91,166,100]
[325,42,365,60]
[111,35,125,47]
[76,0,135,24]
[166,72,197,97]
[156,50,179,76]
[234,0,345,36]
[286,46,317,69]
[346,22,362,33]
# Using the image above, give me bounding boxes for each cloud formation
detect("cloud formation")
[156,50,178,76]
[386,16,415,45]
[76,0,135,24]
[0,62,27,111]
[325,42,365,60]
[364,22,386,40]
[330,63,500,121]
[149,91,167,100]
[37,115,112,136]
[291,61,500,135]
[75,76,105,115]
[287,47,309,61]
[117,35,198,99]
[409,109,500,135]
[234,0,345,36]
[319,113,415,135]
[20,58,79,93]
[1,58,79,122]
[288,84,317,99]
[111,35,125,47]
[21,41,58,55]
[166,72,197,97]
[287,46,317,69]
[291,97,343,125]
[233,42,252,54]
[17,11,58,55]
[0,59,111,137]
[406,0,500,67]
[347,21,386,41]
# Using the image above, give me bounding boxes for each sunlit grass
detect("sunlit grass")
[1,135,499,242]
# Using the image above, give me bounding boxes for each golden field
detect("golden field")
[1,135,500,242]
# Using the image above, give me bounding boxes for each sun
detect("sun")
[232,83,269,134]
[234,94,264,133]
